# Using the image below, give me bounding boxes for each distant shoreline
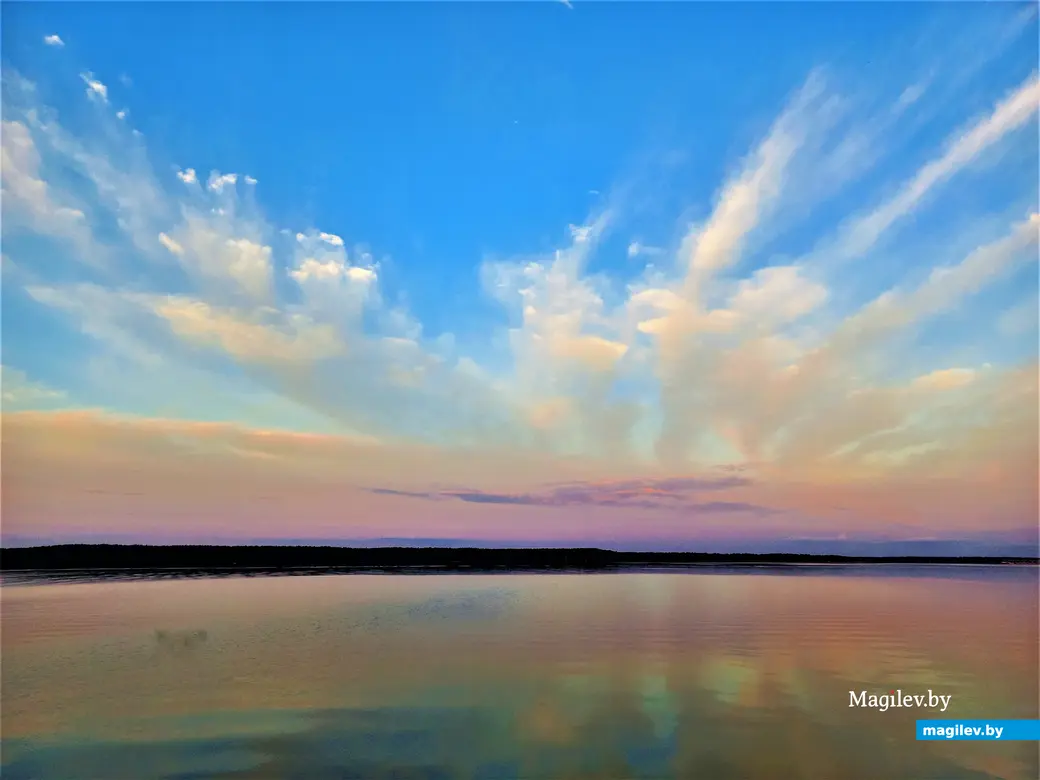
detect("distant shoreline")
[2,545,1037,574]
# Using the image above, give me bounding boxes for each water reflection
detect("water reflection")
[2,569,1037,779]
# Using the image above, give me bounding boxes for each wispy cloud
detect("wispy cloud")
[43,34,64,48]
[627,241,664,259]
[1,366,67,408]
[79,72,108,103]
[6,55,1035,477]
[827,75,1040,263]
[367,474,763,512]
[0,118,93,256]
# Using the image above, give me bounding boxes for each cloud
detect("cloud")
[826,364,1038,488]
[684,72,827,285]
[727,265,828,326]
[366,474,768,513]
[840,213,1038,342]
[157,232,183,255]
[627,241,664,259]
[80,72,108,103]
[896,80,928,110]
[159,213,275,302]
[150,296,345,364]
[478,210,652,457]
[634,72,840,464]
[910,367,976,392]
[206,171,237,192]
[829,74,1040,262]
[5,404,1033,544]
[24,283,166,368]
[0,120,93,253]
[1,31,1035,550]
[692,215,1038,471]
[1,366,66,408]
[0,408,647,513]
[291,259,375,285]
[43,34,64,47]
[11,93,170,261]
[368,488,443,500]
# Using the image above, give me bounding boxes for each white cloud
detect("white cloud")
[158,232,184,256]
[568,223,593,243]
[17,99,170,261]
[832,75,1040,261]
[177,168,198,185]
[896,80,928,111]
[223,238,273,299]
[847,212,1039,337]
[728,265,828,325]
[116,110,127,120]
[627,241,664,259]
[0,120,92,251]
[80,72,108,103]
[206,171,238,193]
[167,215,274,302]
[479,211,642,455]
[43,34,64,47]
[1,366,66,407]
[290,257,376,286]
[684,72,826,284]
[288,235,380,332]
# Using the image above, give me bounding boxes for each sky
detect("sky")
[1,2,1037,554]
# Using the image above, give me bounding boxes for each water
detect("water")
[2,567,1037,779]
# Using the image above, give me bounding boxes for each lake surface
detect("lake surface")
[2,567,1038,779]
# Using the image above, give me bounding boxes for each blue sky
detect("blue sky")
[1,2,1037,550]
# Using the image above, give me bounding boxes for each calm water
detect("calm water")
[2,568,1037,779]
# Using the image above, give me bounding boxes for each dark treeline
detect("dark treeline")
[2,545,1037,572]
